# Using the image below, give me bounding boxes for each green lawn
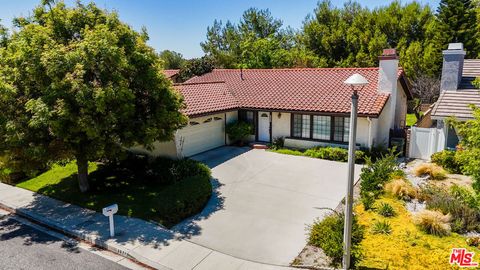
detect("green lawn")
[406,113,425,127]
[16,159,212,227]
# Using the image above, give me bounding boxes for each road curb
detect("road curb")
[0,201,168,270]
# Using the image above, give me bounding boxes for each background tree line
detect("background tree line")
[162,0,479,102]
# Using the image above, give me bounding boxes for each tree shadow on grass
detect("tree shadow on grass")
[15,164,225,250]
[171,178,225,237]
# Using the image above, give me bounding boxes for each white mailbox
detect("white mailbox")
[102,204,118,237]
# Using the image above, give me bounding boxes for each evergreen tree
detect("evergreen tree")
[159,50,185,69]
[437,0,478,57]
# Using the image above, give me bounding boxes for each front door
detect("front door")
[258,111,271,142]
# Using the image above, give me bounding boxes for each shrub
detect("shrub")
[414,163,447,180]
[371,220,392,234]
[455,148,480,192]
[157,174,212,226]
[414,210,451,236]
[105,152,211,186]
[273,148,304,156]
[270,137,284,150]
[360,150,398,200]
[226,121,253,145]
[301,146,367,163]
[377,202,396,217]
[431,150,462,174]
[272,146,370,163]
[309,213,365,268]
[384,178,417,201]
[0,154,48,184]
[169,159,211,183]
[450,185,480,210]
[420,185,480,233]
[473,77,480,88]
[361,145,389,162]
[304,147,348,162]
[361,192,376,211]
[390,169,406,179]
[467,236,480,247]
[117,154,212,226]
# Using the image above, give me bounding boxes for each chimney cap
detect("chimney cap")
[443,43,466,55]
[448,43,464,50]
[382,49,397,56]
[379,48,398,60]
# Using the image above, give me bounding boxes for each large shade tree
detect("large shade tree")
[0,1,187,192]
[201,8,319,68]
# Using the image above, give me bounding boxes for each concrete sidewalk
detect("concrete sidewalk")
[0,183,296,270]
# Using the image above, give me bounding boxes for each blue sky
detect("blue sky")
[0,0,439,58]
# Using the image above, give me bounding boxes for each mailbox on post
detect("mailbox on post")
[102,204,118,237]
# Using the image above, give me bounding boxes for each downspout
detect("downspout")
[367,117,373,149]
[224,113,227,145]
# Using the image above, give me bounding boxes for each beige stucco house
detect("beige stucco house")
[139,49,412,158]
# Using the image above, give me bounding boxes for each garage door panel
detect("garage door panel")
[179,114,225,157]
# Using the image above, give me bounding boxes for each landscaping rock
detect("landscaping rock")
[291,245,332,269]
[406,199,427,214]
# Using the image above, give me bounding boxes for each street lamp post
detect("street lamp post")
[342,74,369,270]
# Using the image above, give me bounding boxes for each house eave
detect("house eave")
[237,107,381,118]
[431,115,473,122]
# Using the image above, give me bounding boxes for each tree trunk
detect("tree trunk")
[413,104,422,122]
[76,155,90,193]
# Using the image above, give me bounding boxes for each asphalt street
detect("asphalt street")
[0,214,131,270]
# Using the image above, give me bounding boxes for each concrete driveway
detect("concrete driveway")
[172,146,362,266]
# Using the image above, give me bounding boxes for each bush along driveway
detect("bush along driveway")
[300,150,480,269]
[269,145,389,164]
[15,153,212,228]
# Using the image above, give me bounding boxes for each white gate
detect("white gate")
[408,127,445,160]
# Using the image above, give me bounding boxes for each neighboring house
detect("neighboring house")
[409,43,480,159]
[416,104,435,128]
[142,49,412,158]
[162,69,181,82]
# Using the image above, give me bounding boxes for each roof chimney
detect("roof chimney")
[441,43,466,91]
[378,48,399,95]
[378,48,399,129]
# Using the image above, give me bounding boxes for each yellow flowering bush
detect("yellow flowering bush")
[356,197,480,269]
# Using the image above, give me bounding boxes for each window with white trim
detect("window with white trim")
[292,114,349,143]
[293,114,302,137]
[312,115,331,140]
[301,115,310,138]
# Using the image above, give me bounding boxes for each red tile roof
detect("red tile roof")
[185,68,408,117]
[174,82,238,117]
[163,69,180,78]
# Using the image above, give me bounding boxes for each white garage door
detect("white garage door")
[178,114,225,157]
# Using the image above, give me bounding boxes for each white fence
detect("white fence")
[408,127,445,160]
